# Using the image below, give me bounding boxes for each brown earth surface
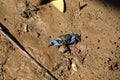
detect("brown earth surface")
[0,0,120,80]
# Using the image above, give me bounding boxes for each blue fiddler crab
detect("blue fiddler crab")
[48,33,80,47]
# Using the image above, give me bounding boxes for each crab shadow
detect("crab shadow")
[40,0,51,5]
[100,0,120,9]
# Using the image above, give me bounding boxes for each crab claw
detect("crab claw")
[48,41,53,47]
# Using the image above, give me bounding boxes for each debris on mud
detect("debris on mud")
[109,62,119,70]
[71,62,78,71]
[0,65,5,80]
[0,59,7,80]
[22,23,28,32]
[107,58,119,71]
[16,23,28,33]
[21,1,39,19]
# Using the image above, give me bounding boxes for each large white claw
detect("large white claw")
[51,0,64,12]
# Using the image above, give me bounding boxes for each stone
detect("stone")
[72,63,78,71]
[21,23,28,32]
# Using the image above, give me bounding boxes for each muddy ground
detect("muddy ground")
[0,0,120,80]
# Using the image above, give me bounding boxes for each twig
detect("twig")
[0,25,57,80]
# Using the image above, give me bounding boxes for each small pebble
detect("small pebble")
[22,23,28,32]
[72,63,78,71]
